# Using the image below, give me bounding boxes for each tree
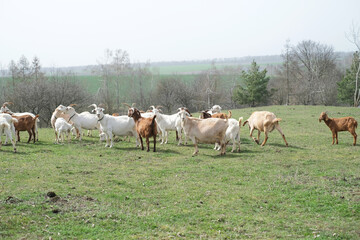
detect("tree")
[290,40,338,105]
[233,60,270,107]
[345,22,360,106]
[282,39,291,105]
[337,51,360,106]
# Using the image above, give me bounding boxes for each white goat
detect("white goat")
[1,102,40,141]
[51,105,68,142]
[0,115,17,152]
[60,105,100,141]
[151,106,183,145]
[214,117,243,152]
[178,109,228,155]
[79,111,97,136]
[0,113,17,145]
[243,111,288,146]
[91,104,139,148]
[209,105,222,114]
[55,118,74,144]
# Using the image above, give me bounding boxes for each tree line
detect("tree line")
[1,36,360,127]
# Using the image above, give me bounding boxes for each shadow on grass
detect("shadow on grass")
[266,143,305,149]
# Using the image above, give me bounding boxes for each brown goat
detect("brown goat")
[12,114,39,143]
[128,108,157,152]
[319,112,357,146]
[200,110,232,120]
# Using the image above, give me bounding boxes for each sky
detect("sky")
[1,0,360,68]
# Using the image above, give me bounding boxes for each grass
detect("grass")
[0,105,359,239]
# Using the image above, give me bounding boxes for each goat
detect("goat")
[1,102,40,141]
[176,107,191,143]
[151,106,183,145]
[79,111,99,136]
[91,104,139,148]
[319,112,357,145]
[55,118,74,144]
[200,110,232,120]
[60,104,100,141]
[124,103,163,142]
[210,105,222,114]
[243,111,288,147]
[0,115,17,152]
[12,114,39,143]
[0,113,16,145]
[199,110,242,152]
[178,109,228,155]
[51,105,70,142]
[128,107,157,152]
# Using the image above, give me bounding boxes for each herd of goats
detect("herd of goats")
[0,102,358,155]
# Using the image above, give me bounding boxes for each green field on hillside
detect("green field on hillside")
[1,105,359,239]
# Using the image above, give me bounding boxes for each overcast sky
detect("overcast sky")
[1,0,360,68]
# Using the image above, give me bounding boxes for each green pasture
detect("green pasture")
[0,105,359,239]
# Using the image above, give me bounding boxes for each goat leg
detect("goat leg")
[261,130,269,146]
[351,130,357,146]
[139,136,144,150]
[146,137,150,152]
[335,132,339,144]
[249,128,259,144]
[331,131,335,145]
[153,135,156,152]
[276,125,288,147]
[32,127,36,143]
[27,130,32,143]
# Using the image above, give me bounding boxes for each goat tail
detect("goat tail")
[238,117,243,127]
[228,110,232,119]
[34,115,40,121]
[272,118,282,124]
[243,120,248,126]
[0,122,10,130]
[11,118,18,124]
[355,120,358,129]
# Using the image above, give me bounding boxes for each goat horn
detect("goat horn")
[88,104,97,109]
[68,104,77,107]
[122,103,132,108]
[132,103,136,107]
[156,105,163,109]
[2,102,13,107]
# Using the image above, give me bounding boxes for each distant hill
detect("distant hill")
[1,52,354,76]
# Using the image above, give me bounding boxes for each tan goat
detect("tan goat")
[179,109,228,155]
[243,111,288,147]
[319,112,357,145]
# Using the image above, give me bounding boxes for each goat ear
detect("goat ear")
[91,109,96,113]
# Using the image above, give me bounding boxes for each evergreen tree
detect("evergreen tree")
[233,60,270,107]
[337,51,360,106]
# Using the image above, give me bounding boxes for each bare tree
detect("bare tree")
[112,49,131,110]
[290,40,339,105]
[346,22,360,106]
